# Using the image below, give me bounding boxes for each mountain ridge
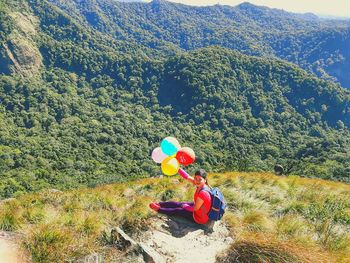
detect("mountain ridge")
[43,0,350,88]
[0,0,349,198]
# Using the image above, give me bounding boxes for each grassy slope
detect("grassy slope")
[0,172,349,262]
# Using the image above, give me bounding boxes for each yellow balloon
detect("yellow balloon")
[161,156,180,176]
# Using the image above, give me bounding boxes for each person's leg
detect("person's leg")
[149,201,194,213]
[158,207,195,222]
[159,201,194,208]
[158,201,181,208]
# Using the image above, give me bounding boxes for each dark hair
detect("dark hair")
[195,169,211,188]
[195,169,207,179]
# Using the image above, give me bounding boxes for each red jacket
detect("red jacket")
[193,186,211,224]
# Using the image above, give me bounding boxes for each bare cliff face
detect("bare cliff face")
[1,12,42,77]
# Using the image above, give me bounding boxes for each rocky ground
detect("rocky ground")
[0,231,27,263]
[136,215,233,263]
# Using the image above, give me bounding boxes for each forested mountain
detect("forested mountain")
[0,0,350,198]
[44,0,350,88]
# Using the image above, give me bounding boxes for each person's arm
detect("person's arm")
[178,168,195,184]
[193,197,204,211]
[182,197,205,212]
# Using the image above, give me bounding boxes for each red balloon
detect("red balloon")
[176,147,195,166]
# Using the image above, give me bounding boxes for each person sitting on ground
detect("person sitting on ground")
[149,168,212,225]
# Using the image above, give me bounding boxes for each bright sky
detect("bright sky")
[158,0,350,17]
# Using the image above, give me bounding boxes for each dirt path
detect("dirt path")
[0,231,27,263]
[138,216,233,263]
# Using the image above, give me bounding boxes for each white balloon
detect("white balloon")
[151,147,168,163]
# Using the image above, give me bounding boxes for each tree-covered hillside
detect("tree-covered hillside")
[44,0,350,88]
[0,0,349,198]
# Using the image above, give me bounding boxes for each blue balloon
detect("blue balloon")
[160,137,180,156]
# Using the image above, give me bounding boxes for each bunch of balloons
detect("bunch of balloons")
[151,137,195,176]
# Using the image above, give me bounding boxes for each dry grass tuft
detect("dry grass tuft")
[216,233,334,263]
